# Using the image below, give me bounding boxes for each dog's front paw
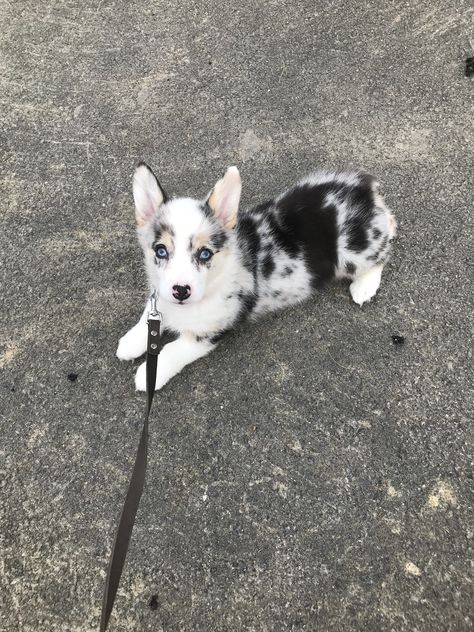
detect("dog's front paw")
[116,328,146,361]
[350,280,375,307]
[116,337,136,361]
[134,360,171,391]
[134,362,147,391]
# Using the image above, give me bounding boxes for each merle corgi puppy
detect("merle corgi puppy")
[117,163,396,390]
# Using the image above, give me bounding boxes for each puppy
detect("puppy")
[117,163,396,390]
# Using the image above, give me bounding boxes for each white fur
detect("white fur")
[349,264,384,306]
[134,334,214,391]
[252,254,312,316]
[295,170,362,190]
[116,305,149,360]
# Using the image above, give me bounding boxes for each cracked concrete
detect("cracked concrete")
[1,0,473,630]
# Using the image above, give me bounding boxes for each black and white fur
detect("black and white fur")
[117,164,396,390]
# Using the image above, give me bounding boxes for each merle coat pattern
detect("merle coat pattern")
[117,164,396,390]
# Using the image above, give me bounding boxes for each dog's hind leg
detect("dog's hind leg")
[349,263,384,306]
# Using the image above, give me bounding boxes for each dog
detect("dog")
[117,163,396,390]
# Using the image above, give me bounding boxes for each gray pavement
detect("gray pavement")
[1,0,473,630]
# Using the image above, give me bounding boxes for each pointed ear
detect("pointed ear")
[133,162,167,226]
[207,166,241,230]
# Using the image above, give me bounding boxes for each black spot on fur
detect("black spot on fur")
[237,290,257,318]
[211,227,228,250]
[275,182,339,286]
[372,228,381,239]
[196,331,225,344]
[153,221,174,243]
[367,236,389,262]
[201,201,216,221]
[272,290,281,298]
[346,220,369,253]
[265,210,301,258]
[345,262,356,274]
[342,176,377,253]
[208,330,228,345]
[237,216,260,274]
[261,252,275,278]
[281,266,293,277]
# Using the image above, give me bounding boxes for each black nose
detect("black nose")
[172,284,191,301]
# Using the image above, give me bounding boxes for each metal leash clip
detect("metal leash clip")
[147,290,162,355]
[147,289,162,322]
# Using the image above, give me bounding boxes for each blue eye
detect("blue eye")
[154,244,168,259]
[199,248,213,261]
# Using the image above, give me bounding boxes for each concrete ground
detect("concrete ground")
[1,0,473,630]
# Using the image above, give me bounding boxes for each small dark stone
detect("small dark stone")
[67,372,78,382]
[148,594,159,610]
[10,386,15,392]
[391,335,405,345]
[465,56,474,77]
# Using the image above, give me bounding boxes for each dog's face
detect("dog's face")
[133,163,241,305]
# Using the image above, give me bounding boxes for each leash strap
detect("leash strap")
[100,303,161,631]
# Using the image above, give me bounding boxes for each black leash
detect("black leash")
[100,294,162,631]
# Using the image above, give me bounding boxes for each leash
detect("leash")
[100,292,162,631]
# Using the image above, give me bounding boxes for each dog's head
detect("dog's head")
[133,163,241,305]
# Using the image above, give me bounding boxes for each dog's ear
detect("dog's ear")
[207,166,241,230]
[133,162,167,226]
